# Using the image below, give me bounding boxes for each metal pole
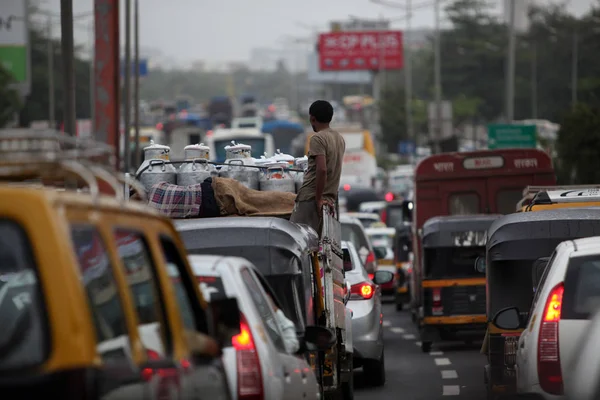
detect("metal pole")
[89,22,94,126]
[506,0,516,122]
[47,16,55,127]
[405,0,414,162]
[531,42,537,119]
[133,0,141,167]
[123,0,132,173]
[571,32,578,108]
[433,0,442,154]
[60,0,76,136]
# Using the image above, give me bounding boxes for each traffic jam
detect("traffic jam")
[2,129,600,400]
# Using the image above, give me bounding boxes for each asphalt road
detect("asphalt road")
[353,302,487,400]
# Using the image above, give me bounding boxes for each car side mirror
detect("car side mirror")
[343,281,351,305]
[302,326,336,352]
[207,297,241,346]
[373,270,394,285]
[492,306,522,330]
[474,256,486,273]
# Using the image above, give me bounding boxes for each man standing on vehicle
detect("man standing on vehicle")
[291,100,345,235]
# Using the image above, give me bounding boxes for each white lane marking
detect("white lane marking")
[402,333,416,340]
[442,385,460,396]
[429,351,444,356]
[415,341,422,346]
[441,370,458,379]
[390,327,405,334]
[382,320,391,327]
[435,358,451,366]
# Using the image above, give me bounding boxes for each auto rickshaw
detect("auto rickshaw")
[481,208,600,399]
[394,223,412,311]
[175,216,354,399]
[418,214,500,353]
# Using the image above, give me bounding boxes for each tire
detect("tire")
[421,341,432,353]
[396,301,403,311]
[363,352,386,387]
[342,358,354,400]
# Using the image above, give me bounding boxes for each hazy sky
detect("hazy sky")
[42,0,595,64]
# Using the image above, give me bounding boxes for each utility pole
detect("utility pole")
[433,0,442,154]
[571,32,578,108]
[531,42,537,119]
[46,16,55,128]
[133,0,141,167]
[89,22,94,127]
[123,0,132,173]
[60,0,76,136]
[505,0,516,122]
[405,0,414,162]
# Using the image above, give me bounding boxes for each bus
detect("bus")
[206,128,275,162]
[304,125,377,188]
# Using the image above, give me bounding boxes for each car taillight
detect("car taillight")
[366,251,376,264]
[141,349,160,381]
[537,282,564,395]
[432,288,443,315]
[368,273,374,280]
[350,282,375,300]
[381,209,387,224]
[232,314,263,399]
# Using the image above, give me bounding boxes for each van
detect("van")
[0,132,238,399]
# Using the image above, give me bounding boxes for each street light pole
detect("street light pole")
[60,0,76,136]
[571,32,578,108]
[433,0,442,154]
[405,0,414,162]
[531,42,537,119]
[123,0,132,173]
[133,0,141,167]
[505,0,516,122]
[46,16,55,127]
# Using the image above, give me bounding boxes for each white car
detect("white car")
[493,237,600,399]
[345,212,382,229]
[342,241,393,387]
[188,254,328,400]
[358,201,387,215]
[565,306,600,400]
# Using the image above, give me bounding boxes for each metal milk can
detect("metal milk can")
[271,149,295,167]
[293,156,308,192]
[136,140,177,193]
[224,141,253,161]
[219,159,260,190]
[177,143,216,186]
[259,161,296,193]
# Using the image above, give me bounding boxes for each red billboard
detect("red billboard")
[318,31,403,71]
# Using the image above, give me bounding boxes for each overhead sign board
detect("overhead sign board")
[318,31,403,71]
[487,124,537,149]
[0,1,30,97]
[307,52,371,84]
[330,19,391,32]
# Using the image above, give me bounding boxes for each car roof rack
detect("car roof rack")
[0,130,146,203]
[516,185,600,211]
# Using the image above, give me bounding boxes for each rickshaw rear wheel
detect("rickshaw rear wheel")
[421,341,432,353]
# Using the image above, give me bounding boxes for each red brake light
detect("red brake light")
[366,251,376,264]
[232,314,263,399]
[385,192,394,202]
[141,349,161,381]
[156,122,164,130]
[537,282,564,395]
[351,282,375,300]
[343,184,351,191]
[431,288,443,315]
[368,273,374,280]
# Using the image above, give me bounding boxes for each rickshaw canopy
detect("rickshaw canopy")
[487,208,600,262]
[422,214,501,248]
[175,217,319,276]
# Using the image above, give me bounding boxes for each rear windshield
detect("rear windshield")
[197,275,227,301]
[369,234,393,248]
[0,220,46,370]
[342,223,370,251]
[424,247,486,278]
[563,256,600,320]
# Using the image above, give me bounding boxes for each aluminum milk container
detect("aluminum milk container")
[259,161,296,193]
[136,140,177,193]
[219,142,259,190]
[271,149,295,167]
[293,156,308,192]
[177,143,216,186]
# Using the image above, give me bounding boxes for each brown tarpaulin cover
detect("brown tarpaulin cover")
[212,176,296,216]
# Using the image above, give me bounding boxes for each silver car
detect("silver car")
[188,254,326,400]
[341,214,378,274]
[342,241,393,387]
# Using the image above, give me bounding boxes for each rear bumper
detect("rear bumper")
[420,315,487,342]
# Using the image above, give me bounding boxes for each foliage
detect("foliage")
[556,103,600,184]
[0,65,21,127]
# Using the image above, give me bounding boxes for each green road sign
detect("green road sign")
[0,46,28,83]
[487,124,537,149]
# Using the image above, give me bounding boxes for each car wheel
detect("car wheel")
[363,352,385,387]
[395,300,403,311]
[421,341,432,353]
[342,359,354,400]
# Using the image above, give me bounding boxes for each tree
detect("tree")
[0,65,21,127]
[556,103,600,184]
